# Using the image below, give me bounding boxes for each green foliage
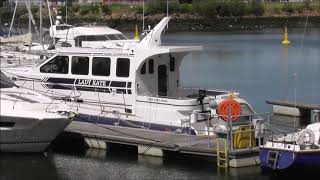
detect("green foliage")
[179,3,193,13]
[193,0,261,18]
[31,6,38,14]
[59,5,66,17]
[109,3,130,11]
[80,6,90,16]
[101,5,111,14]
[90,5,100,14]
[248,1,264,16]
[282,3,294,14]
[70,5,80,13]
[144,0,194,15]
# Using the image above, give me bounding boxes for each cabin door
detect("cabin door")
[158,65,167,96]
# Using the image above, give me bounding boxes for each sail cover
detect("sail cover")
[0,32,32,45]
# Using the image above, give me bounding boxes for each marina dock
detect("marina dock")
[267,100,320,120]
[64,122,261,168]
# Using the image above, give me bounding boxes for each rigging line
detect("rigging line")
[300,2,312,49]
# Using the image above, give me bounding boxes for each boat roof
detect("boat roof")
[51,45,203,56]
[72,26,123,36]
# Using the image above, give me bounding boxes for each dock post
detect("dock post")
[138,146,164,157]
[228,156,260,168]
[84,137,108,150]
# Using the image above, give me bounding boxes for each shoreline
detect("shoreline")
[1,10,319,32]
[3,15,320,32]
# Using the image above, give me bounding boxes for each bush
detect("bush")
[145,0,163,14]
[101,5,111,14]
[31,6,38,14]
[179,3,193,13]
[193,0,218,18]
[58,5,66,17]
[70,5,80,13]
[282,3,294,14]
[89,5,100,14]
[193,0,247,18]
[248,1,265,16]
[80,6,90,16]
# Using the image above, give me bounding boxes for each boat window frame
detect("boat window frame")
[170,56,175,72]
[71,56,90,75]
[140,62,146,75]
[40,55,69,74]
[116,58,130,78]
[92,57,111,77]
[149,59,154,74]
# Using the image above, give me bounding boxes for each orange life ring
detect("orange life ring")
[217,99,241,122]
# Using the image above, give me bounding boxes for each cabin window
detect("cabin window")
[75,38,82,47]
[170,56,175,72]
[92,57,111,76]
[71,56,89,75]
[116,34,127,40]
[149,59,154,74]
[116,58,130,77]
[61,42,72,47]
[40,56,69,74]
[140,62,146,75]
[107,35,119,40]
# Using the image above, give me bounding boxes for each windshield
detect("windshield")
[0,71,15,88]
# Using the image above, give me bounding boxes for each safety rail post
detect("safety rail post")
[12,92,23,109]
[188,113,192,147]
[207,113,210,148]
[249,114,252,147]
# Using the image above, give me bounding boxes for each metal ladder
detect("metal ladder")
[217,138,228,168]
[267,151,279,169]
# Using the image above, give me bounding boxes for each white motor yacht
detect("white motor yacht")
[49,16,136,49]
[0,72,76,152]
[2,17,265,149]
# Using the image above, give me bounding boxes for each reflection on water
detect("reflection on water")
[0,153,59,180]
[1,144,318,180]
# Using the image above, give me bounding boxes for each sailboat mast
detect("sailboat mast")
[28,0,32,50]
[40,0,42,44]
[8,0,18,37]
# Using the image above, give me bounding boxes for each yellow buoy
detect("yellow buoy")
[134,24,139,40]
[282,26,290,45]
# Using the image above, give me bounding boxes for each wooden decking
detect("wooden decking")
[65,121,259,159]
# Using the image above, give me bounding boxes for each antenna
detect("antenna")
[167,0,169,17]
[66,0,68,24]
[142,0,145,30]
[166,0,169,29]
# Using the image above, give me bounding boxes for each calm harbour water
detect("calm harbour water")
[1,29,320,180]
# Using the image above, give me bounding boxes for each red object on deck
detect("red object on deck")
[217,99,241,122]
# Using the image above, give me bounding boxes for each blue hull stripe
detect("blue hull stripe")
[260,147,320,170]
[74,114,197,135]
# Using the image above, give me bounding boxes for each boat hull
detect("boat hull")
[260,147,320,170]
[0,116,73,152]
[71,113,196,136]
